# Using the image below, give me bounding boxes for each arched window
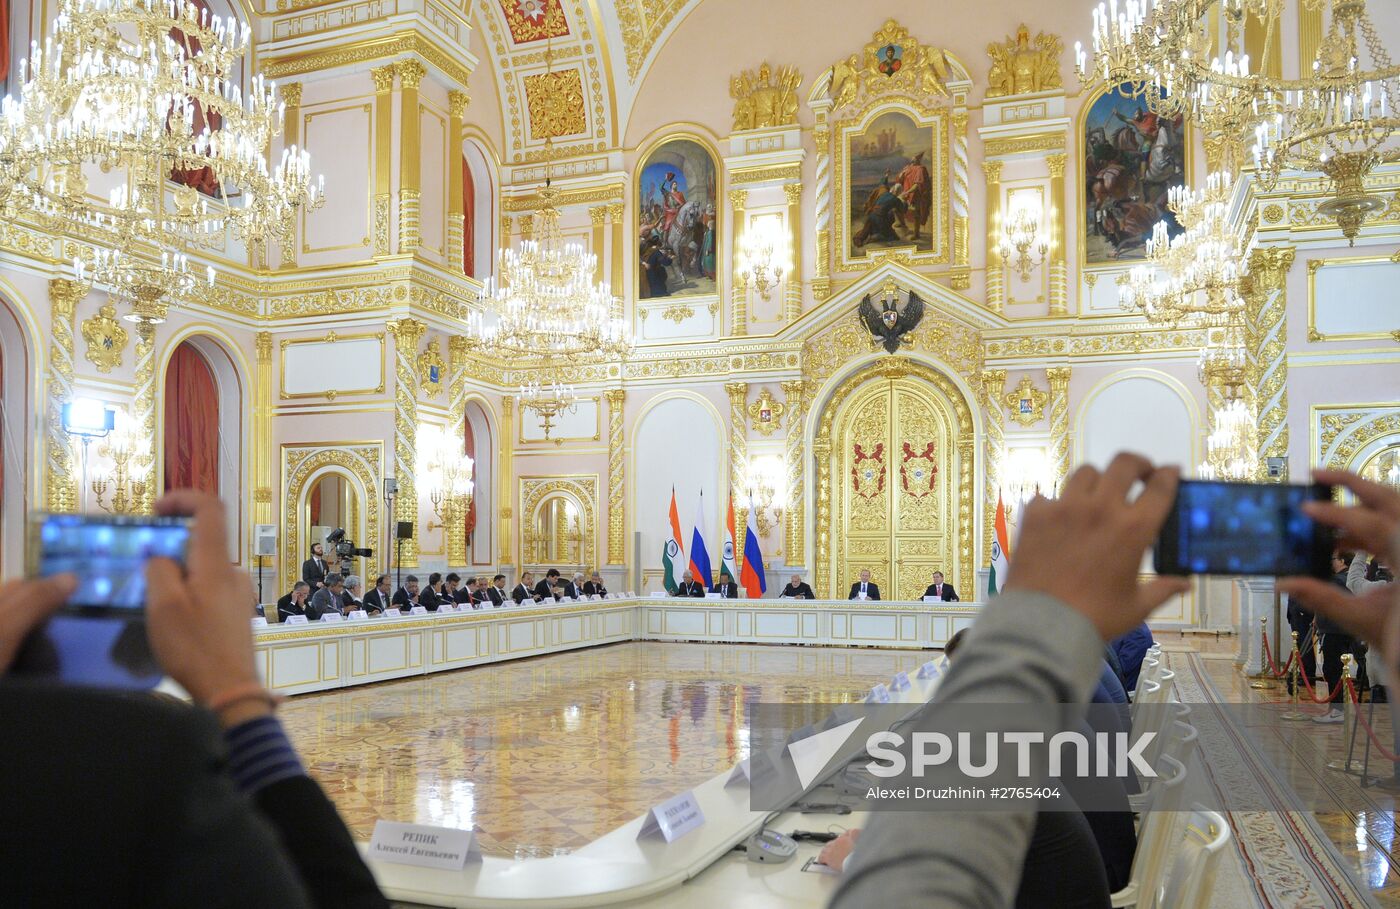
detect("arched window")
[461,139,495,281]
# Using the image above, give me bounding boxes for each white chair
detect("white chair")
[1130,718,1198,812]
[1133,657,1163,703]
[1112,754,1188,909]
[1156,808,1231,909]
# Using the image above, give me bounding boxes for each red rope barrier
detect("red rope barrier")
[1299,668,1348,705]
[1259,628,1295,679]
[1345,677,1400,764]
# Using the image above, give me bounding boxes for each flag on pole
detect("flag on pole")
[688,491,713,587]
[988,492,1012,598]
[740,493,767,598]
[662,487,685,594]
[722,494,739,584]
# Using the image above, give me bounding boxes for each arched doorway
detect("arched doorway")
[0,292,33,576]
[813,358,976,599]
[162,341,219,494]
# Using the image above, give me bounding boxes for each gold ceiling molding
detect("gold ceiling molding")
[984,326,1208,360]
[259,31,472,90]
[502,184,624,212]
[983,132,1066,157]
[523,68,589,139]
[615,0,689,80]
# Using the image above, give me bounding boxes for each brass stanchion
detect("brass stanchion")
[1280,630,1309,721]
[1250,616,1275,689]
[1328,654,1371,774]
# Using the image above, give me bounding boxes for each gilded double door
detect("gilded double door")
[835,376,957,602]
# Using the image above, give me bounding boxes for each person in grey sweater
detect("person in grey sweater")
[831,453,1190,909]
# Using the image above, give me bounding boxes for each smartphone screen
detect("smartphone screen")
[1155,480,1333,578]
[30,514,191,612]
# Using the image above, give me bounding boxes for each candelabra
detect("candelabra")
[748,455,786,554]
[737,218,790,300]
[1075,0,1399,242]
[1000,446,1056,525]
[996,199,1050,281]
[91,413,151,514]
[1120,171,1249,326]
[417,425,474,537]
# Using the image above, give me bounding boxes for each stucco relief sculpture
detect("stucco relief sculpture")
[730,63,801,131]
[986,25,1063,97]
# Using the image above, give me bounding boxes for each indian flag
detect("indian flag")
[722,494,740,584]
[988,492,1012,598]
[662,488,685,594]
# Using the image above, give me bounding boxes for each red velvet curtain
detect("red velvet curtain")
[1,0,11,84]
[462,155,476,277]
[463,418,477,547]
[163,344,219,494]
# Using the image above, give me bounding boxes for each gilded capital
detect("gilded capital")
[448,334,470,366]
[49,279,85,317]
[370,65,396,93]
[386,317,427,347]
[501,395,515,417]
[725,381,749,407]
[952,111,969,134]
[982,160,1004,184]
[780,378,806,410]
[1045,153,1067,178]
[1248,246,1296,287]
[605,203,625,224]
[782,182,803,205]
[1045,365,1071,392]
[589,205,610,226]
[604,388,626,409]
[980,369,1007,406]
[256,330,273,363]
[280,82,303,108]
[395,59,427,90]
[728,189,749,210]
[447,90,470,118]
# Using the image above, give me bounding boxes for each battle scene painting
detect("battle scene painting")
[846,110,936,259]
[637,139,719,299]
[1082,84,1187,264]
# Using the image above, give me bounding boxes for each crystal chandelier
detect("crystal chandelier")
[1120,171,1250,325]
[518,372,579,444]
[996,197,1051,282]
[1075,0,1398,242]
[0,0,323,301]
[1196,317,1257,480]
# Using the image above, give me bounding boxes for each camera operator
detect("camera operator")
[0,492,389,908]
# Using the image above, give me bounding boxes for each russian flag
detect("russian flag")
[688,491,713,586]
[740,494,767,598]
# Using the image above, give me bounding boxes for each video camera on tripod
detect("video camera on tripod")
[326,527,373,572]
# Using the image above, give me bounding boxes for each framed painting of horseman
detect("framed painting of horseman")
[637,137,720,299]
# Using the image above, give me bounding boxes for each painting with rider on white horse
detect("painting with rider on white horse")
[638,138,719,300]
[1082,84,1187,265]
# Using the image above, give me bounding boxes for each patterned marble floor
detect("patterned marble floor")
[279,641,925,858]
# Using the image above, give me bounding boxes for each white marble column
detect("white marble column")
[1236,577,1282,675]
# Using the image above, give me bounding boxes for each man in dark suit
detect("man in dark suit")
[559,573,584,599]
[583,572,608,597]
[484,575,508,606]
[534,568,563,601]
[848,569,881,601]
[301,543,329,590]
[391,575,421,609]
[420,573,444,611]
[512,572,540,604]
[923,571,959,602]
[442,573,462,605]
[277,582,311,621]
[711,570,739,598]
[0,492,389,909]
[780,574,816,599]
[674,570,706,597]
[306,574,347,620]
[362,574,392,614]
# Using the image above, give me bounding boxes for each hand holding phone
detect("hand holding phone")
[1154,480,1334,578]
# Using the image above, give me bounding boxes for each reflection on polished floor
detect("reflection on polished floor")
[279,641,924,858]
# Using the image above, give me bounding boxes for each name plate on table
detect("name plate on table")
[285,615,309,625]
[917,659,942,679]
[368,821,480,870]
[650,592,669,598]
[250,617,267,628]
[559,596,574,604]
[922,595,943,603]
[626,591,636,597]
[438,604,457,614]
[725,748,784,789]
[705,593,722,600]
[637,790,705,843]
[410,606,428,615]
[320,613,343,623]
[867,683,892,703]
[348,610,369,621]
[891,671,911,691]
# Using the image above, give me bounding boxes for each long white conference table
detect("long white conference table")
[253,595,980,696]
[251,597,974,908]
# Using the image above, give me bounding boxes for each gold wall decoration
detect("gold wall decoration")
[1046,367,1072,488]
[523,68,587,139]
[730,62,802,131]
[281,443,382,593]
[386,318,426,565]
[782,182,804,324]
[129,318,159,515]
[725,381,750,567]
[729,188,748,335]
[985,25,1063,97]
[748,387,785,436]
[1004,375,1048,426]
[499,396,515,565]
[813,357,975,598]
[983,159,1005,313]
[604,388,626,565]
[446,335,471,567]
[418,338,447,398]
[1316,405,1400,471]
[45,279,82,513]
[395,60,427,256]
[519,475,598,569]
[371,64,395,258]
[81,303,128,374]
[1244,246,1295,481]
[1046,153,1069,316]
[254,332,274,533]
[615,0,688,80]
[802,296,983,387]
[781,379,810,564]
[447,91,470,272]
[831,19,954,105]
[979,368,1006,562]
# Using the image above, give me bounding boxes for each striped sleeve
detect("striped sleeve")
[223,714,307,794]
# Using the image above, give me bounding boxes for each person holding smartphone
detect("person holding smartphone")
[0,492,389,908]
